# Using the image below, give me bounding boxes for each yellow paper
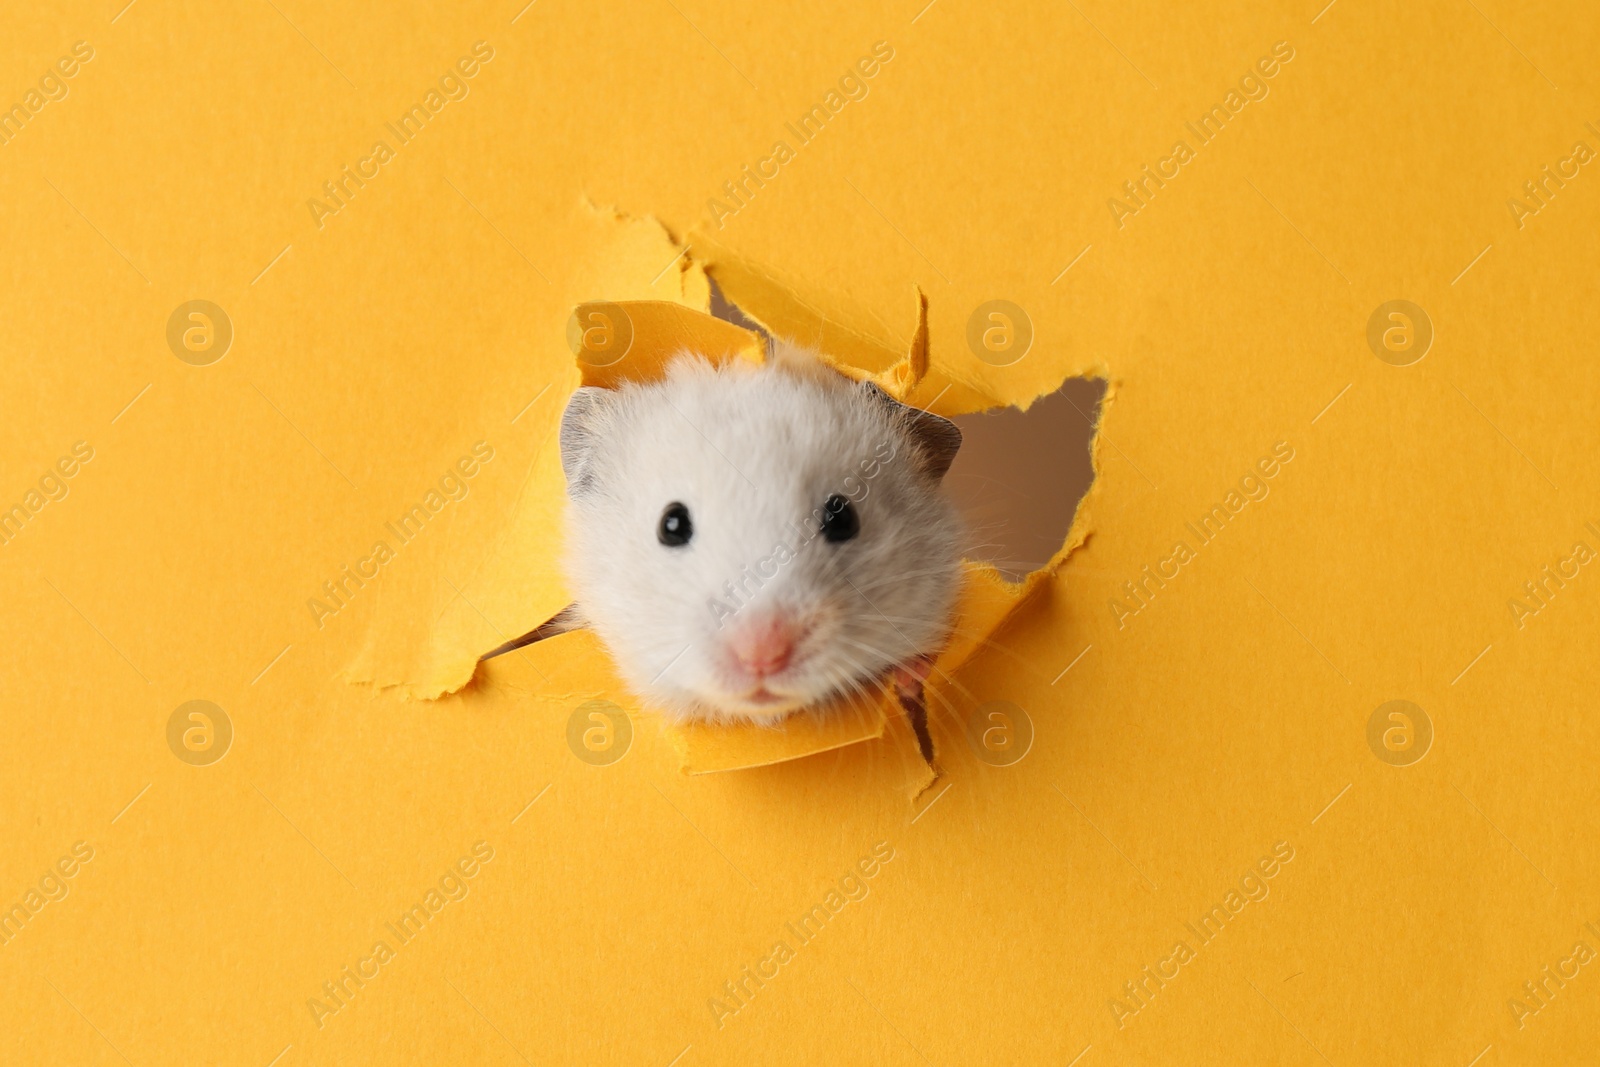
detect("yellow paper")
[5,3,1598,1065]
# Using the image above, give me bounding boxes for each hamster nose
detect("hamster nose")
[728,614,799,677]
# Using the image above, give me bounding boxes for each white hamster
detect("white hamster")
[557,346,964,722]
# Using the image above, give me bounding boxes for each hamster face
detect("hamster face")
[560,352,963,722]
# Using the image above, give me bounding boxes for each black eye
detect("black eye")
[820,494,859,542]
[657,502,693,546]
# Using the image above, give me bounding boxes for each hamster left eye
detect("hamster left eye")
[820,494,859,542]
[657,502,693,546]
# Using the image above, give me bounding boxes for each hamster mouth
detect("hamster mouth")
[730,680,807,713]
[711,679,810,718]
[709,611,849,716]
[714,623,818,710]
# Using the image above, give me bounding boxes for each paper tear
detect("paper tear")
[350,217,1107,776]
[946,378,1107,580]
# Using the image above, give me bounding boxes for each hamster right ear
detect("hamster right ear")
[559,386,612,497]
[857,380,963,483]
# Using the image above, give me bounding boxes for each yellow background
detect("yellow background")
[3,0,1598,1063]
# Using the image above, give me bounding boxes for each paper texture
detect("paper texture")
[3,3,1597,1064]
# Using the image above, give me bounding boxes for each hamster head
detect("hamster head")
[559,349,964,722]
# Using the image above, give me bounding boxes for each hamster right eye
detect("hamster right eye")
[820,494,859,542]
[657,502,693,546]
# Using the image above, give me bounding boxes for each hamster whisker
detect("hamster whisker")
[818,653,885,713]
[851,614,1053,677]
[846,612,944,624]
[826,648,893,705]
[923,665,989,723]
[914,674,966,730]
[837,635,916,672]
[848,566,962,591]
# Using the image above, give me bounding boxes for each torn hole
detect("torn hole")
[944,379,1107,581]
[482,255,1108,774]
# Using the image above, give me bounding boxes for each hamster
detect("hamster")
[558,346,964,722]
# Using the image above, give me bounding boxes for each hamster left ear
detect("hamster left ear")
[559,386,612,496]
[857,381,963,483]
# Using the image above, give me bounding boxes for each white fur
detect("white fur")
[561,349,962,722]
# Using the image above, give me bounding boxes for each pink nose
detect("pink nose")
[727,615,798,678]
